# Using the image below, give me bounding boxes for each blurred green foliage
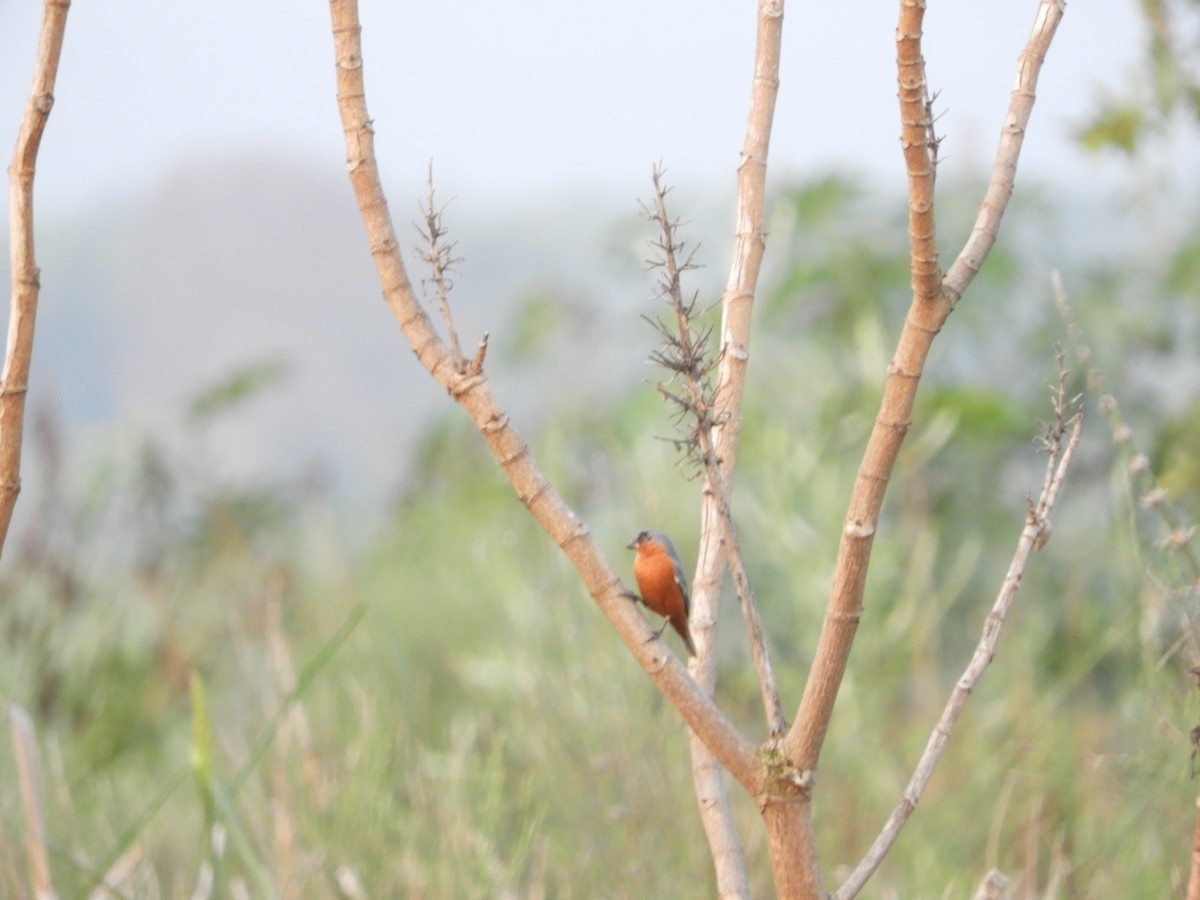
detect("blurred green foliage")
[187,359,290,426]
[1075,0,1200,154]
[1078,101,1144,155]
[1,165,1199,899]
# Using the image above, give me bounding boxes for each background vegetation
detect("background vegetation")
[1,162,1198,897]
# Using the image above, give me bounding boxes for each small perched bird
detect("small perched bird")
[627,529,697,657]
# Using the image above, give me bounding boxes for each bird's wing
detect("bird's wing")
[672,559,690,613]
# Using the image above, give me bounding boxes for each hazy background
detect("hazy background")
[6,5,1200,895]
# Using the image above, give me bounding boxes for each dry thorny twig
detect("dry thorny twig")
[640,167,722,477]
[641,166,787,736]
[415,166,488,376]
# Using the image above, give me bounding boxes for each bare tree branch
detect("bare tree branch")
[943,0,1066,304]
[1,0,71,560]
[327,0,758,788]
[683,1,789,895]
[835,355,1083,900]
[703,0,786,485]
[789,0,1066,775]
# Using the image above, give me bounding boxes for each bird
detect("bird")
[627,529,697,657]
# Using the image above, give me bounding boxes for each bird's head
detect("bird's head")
[627,529,676,556]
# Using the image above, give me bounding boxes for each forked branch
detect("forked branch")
[788,0,1066,774]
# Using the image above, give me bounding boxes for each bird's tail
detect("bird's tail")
[672,617,697,657]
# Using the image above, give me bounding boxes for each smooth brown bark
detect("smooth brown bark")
[1,0,71,560]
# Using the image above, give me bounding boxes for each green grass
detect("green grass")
[2,398,1194,898]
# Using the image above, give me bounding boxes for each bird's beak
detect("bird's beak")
[626,537,638,550]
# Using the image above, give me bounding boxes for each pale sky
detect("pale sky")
[1,1,1192,510]
[0,1,1167,217]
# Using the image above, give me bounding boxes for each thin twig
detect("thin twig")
[836,362,1083,900]
[2,0,71,559]
[644,169,786,737]
[641,167,717,474]
[926,88,944,188]
[715,491,786,736]
[416,164,466,368]
[467,332,489,377]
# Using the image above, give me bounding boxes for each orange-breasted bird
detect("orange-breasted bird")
[627,530,697,657]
